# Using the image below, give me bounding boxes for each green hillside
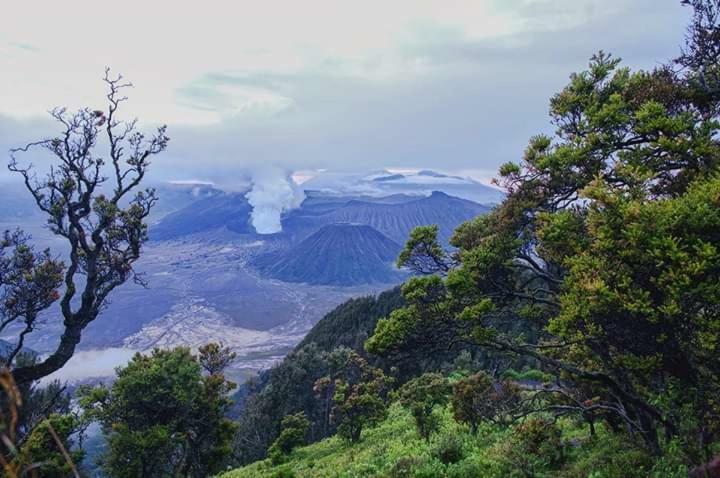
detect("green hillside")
[222,400,684,478]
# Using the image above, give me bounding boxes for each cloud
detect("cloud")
[40,348,137,384]
[0,1,690,187]
[7,41,39,53]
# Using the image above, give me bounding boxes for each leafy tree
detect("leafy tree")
[451,372,521,433]
[0,232,63,370]
[79,345,237,477]
[314,348,392,443]
[396,373,450,440]
[13,414,84,478]
[199,342,237,375]
[367,0,720,458]
[0,366,81,477]
[5,69,168,384]
[676,0,720,103]
[267,412,310,464]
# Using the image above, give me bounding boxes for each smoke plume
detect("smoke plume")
[246,166,305,234]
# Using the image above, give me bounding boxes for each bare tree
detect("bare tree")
[5,69,168,384]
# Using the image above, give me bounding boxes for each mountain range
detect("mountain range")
[150,185,492,286]
[300,169,505,204]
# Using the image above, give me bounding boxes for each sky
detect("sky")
[1,0,690,188]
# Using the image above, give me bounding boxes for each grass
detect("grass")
[221,400,689,478]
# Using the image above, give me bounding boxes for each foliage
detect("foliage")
[397,225,454,275]
[79,345,236,477]
[199,342,237,375]
[14,414,84,478]
[299,288,405,356]
[232,288,512,466]
[314,349,392,443]
[268,412,310,464]
[431,434,465,465]
[396,373,450,440]
[0,366,81,477]
[0,353,73,448]
[366,0,720,460]
[499,418,565,477]
[233,288,423,465]
[451,372,521,433]
[502,368,553,384]
[222,402,669,478]
[5,70,167,385]
[0,232,63,369]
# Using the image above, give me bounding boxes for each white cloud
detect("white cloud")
[0,1,689,185]
[40,348,137,384]
[0,0,657,124]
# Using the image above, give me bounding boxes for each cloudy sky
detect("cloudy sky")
[1,1,689,187]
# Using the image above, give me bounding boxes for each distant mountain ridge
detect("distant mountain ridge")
[301,169,505,204]
[283,191,489,244]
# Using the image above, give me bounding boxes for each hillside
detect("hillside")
[230,285,541,466]
[300,169,506,204]
[251,224,405,286]
[223,401,664,478]
[231,289,408,464]
[297,288,405,352]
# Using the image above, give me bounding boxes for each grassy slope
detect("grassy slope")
[223,404,500,478]
[222,402,682,478]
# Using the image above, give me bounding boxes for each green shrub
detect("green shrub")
[387,456,426,478]
[412,460,448,478]
[446,460,488,478]
[503,368,553,383]
[499,418,565,477]
[397,373,451,441]
[270,465,296,478]
[268,412,310,464]
[432,434,465,465]
[557,432,653,478]
[452,372,521,433]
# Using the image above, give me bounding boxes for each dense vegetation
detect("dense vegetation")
[78,344,237,477]
[232,289,408,465]
[224,386,692,478]
[228,1,720,476]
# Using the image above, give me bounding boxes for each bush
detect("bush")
[387,456,426,478]
[397,373,451,440]
[270,465,296,478]
[503,368,553,384]
[432,434,465,465]
[268,412,310,464]
[556,431,653,478]
[452,372,521,433]
[500,418,565,477]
